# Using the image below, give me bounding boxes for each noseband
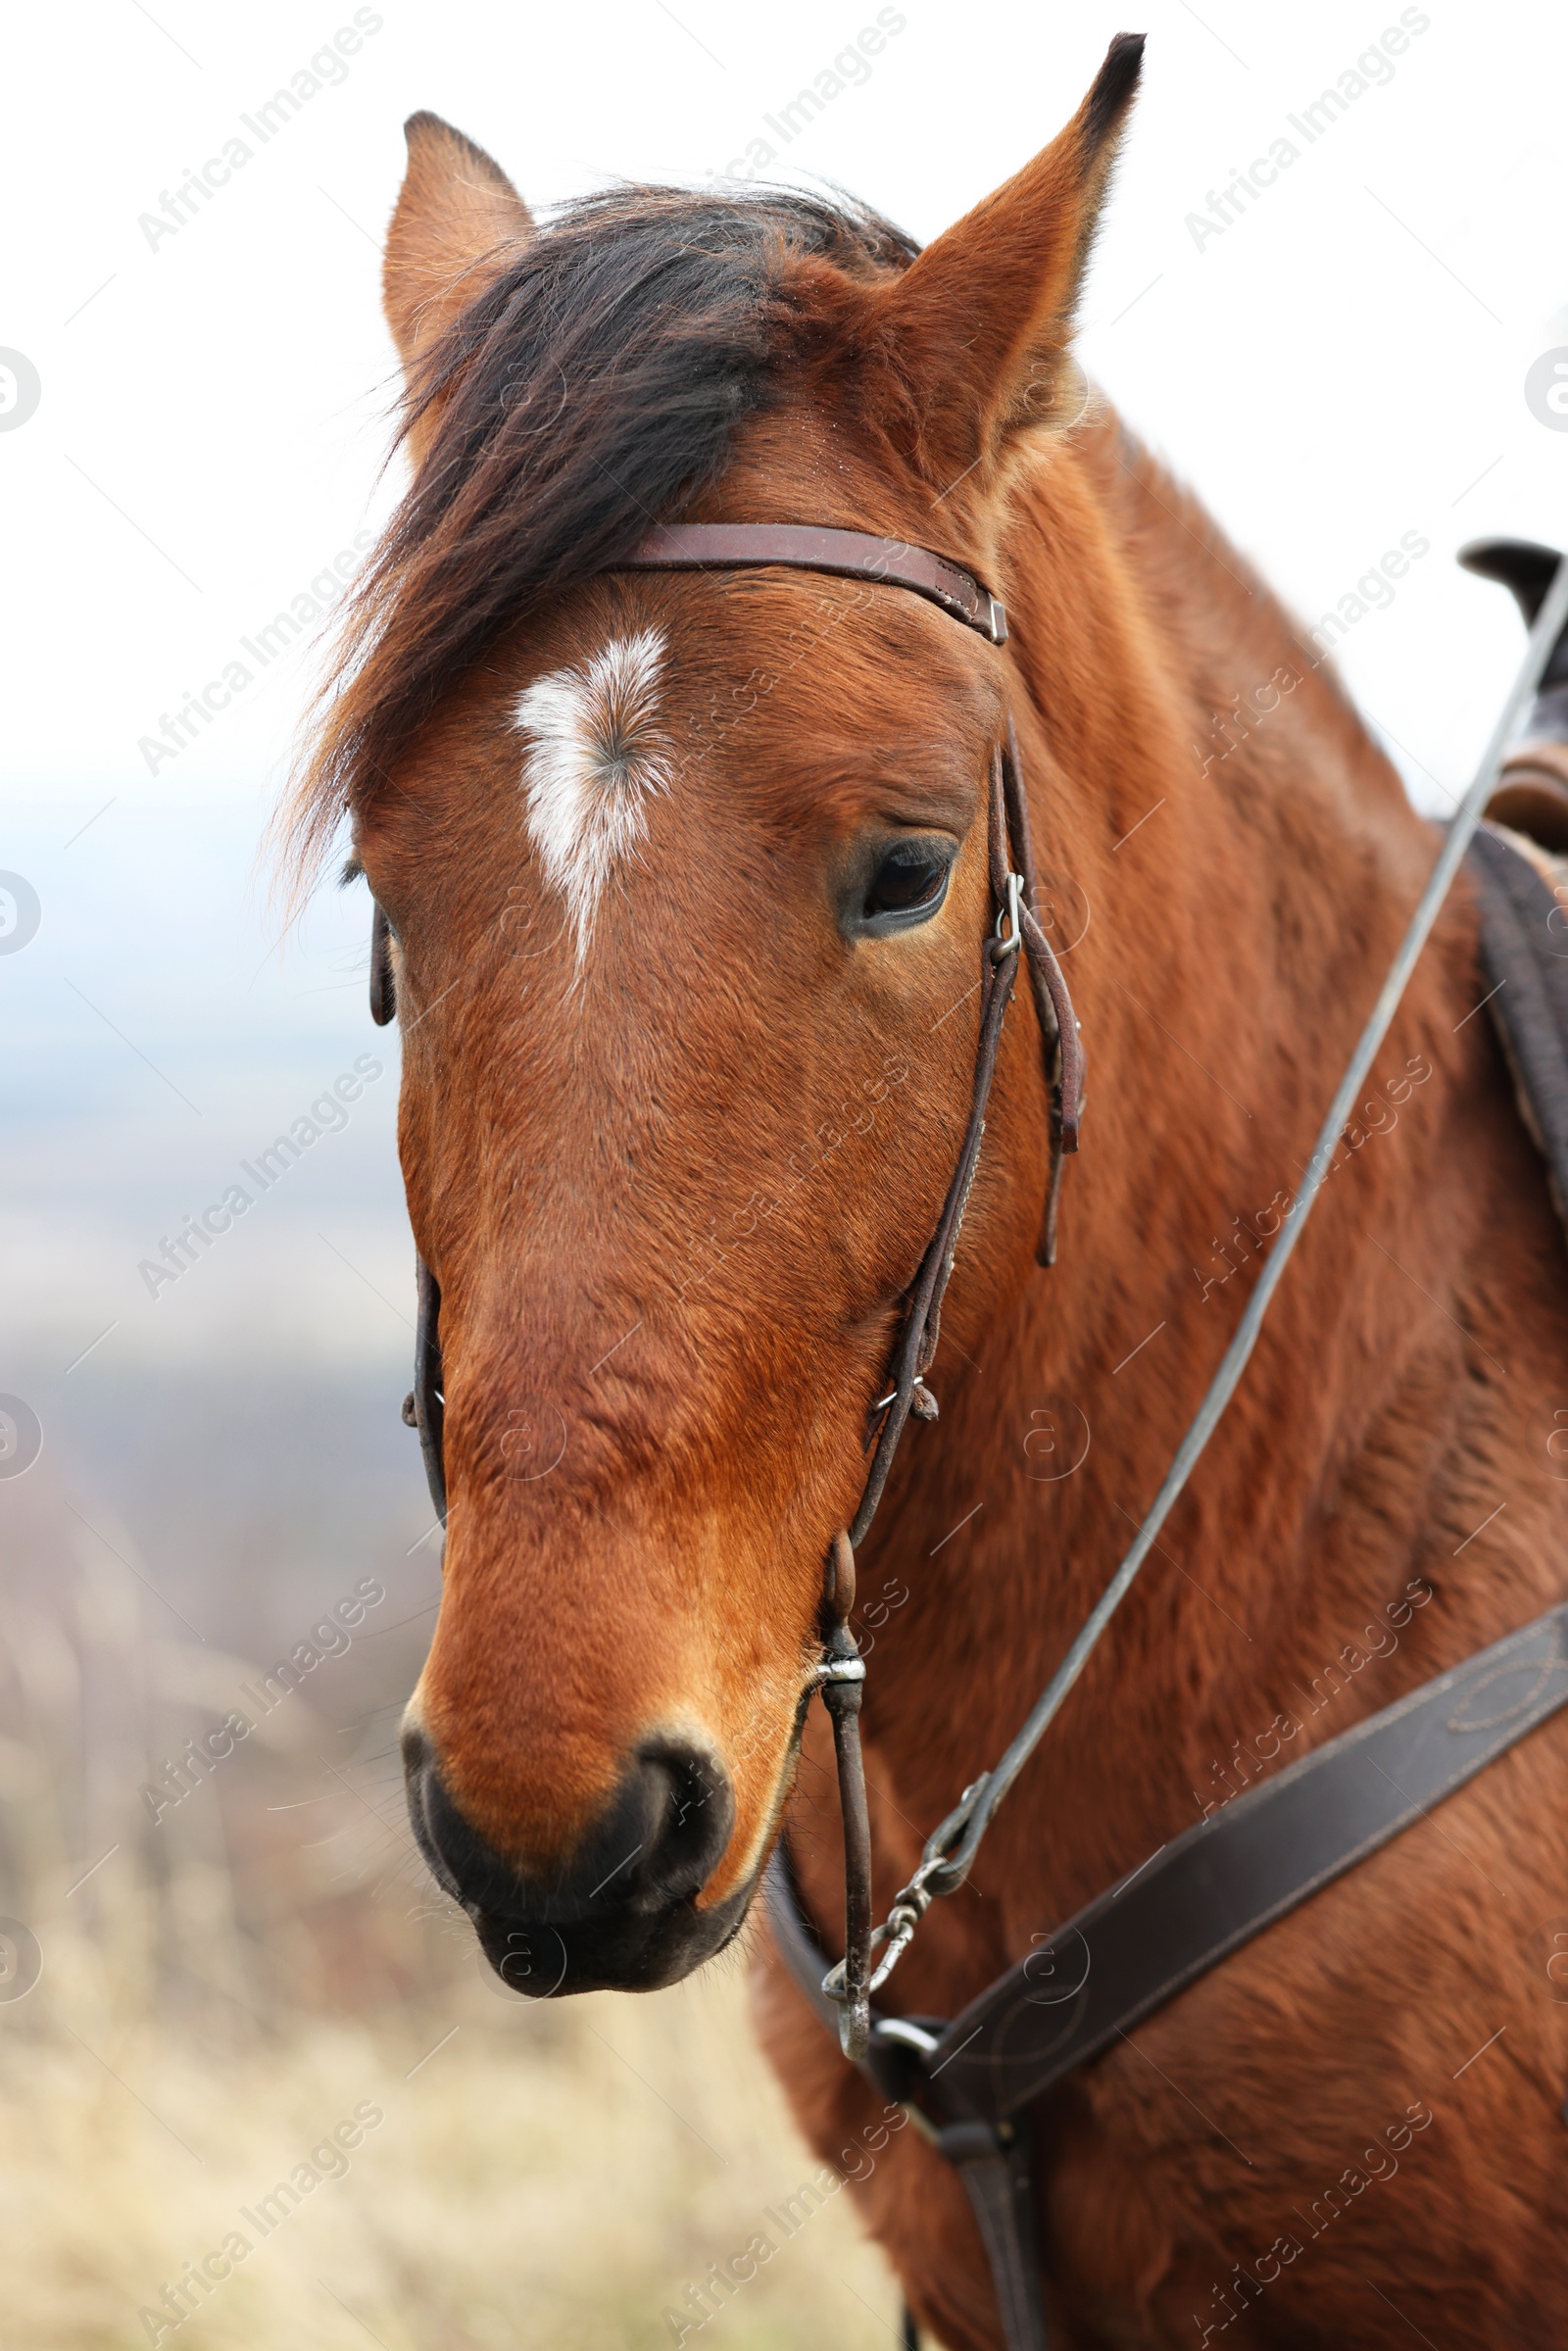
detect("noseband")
[373,520,1087,2054]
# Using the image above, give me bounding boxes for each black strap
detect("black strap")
[937,2122,1048,2351]
[1468,823,1568,1233]
[1461,538,1568,688]
[369,902,396,1027]
[412,1258,446,1523]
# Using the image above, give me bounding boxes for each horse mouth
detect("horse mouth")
[402,1715,775,1996]
[465,1877,760,1997]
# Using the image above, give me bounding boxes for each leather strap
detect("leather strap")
[616,523,1009,645]
[1469,823,1568,1233]
[369,902,396,1027]
[1460,538,1568,688]
[936,2122,1049,2351]
[412,1258,446,1524]
[762,1841,1049,2350]
[766,1599,1568,2342]
[1463,540,1568,847]
[888,1599,1568,2127]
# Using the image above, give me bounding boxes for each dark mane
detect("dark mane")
[286,183,918,879]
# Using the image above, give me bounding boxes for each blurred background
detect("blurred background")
[2,1,1565,2342]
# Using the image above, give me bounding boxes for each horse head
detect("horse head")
[289,41,1143,1995]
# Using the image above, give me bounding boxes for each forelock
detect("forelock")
[286,182,919,885]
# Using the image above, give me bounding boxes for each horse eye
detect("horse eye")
[863,843,953,922]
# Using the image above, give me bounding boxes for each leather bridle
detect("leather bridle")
[367,521,1568,2351]
[374,519,1087,2059]
[614,526,1091,2059]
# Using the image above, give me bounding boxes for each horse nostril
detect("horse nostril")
[631,1739,735,1904]
[402,1727,736,1922]
[404,1735,520,1913]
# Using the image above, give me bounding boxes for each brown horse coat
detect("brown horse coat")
[288,45,1568,2346]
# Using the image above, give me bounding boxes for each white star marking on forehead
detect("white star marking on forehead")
[514,627,672,956]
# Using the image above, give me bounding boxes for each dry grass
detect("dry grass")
[2,1941,899,2351]
[0,1466,901,2350]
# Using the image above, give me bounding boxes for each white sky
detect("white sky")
[4,0,1568,1371]
[6,0,1568,819]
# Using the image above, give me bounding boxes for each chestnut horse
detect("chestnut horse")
[290,40,1568,2347]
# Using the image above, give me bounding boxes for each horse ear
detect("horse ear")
[382,111,533,379]
[875,33,1144,491]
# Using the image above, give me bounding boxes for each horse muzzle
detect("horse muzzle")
[401,1717,752,1993]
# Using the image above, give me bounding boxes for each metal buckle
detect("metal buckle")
[875,2016,942,2056]
[994,870,1024,957]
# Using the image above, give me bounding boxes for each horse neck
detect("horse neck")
[860,418,1482,1912]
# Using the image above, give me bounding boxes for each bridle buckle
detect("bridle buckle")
[993,869,1024,958]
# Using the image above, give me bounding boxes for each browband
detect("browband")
[616,523,1008,646]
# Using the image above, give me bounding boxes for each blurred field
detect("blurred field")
[0,798,900,2348]
[0,1382,900,2351]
